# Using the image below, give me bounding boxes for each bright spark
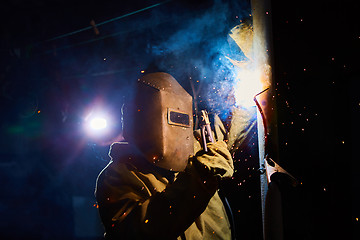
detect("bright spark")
[89,117,107,130]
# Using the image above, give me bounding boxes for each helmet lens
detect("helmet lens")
[168,109,190,128]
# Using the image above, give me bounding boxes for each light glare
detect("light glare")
[234,68,263,108]
[90,117,107,130]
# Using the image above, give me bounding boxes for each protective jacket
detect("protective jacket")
[95,107,257,240]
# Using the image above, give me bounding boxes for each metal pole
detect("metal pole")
[251,1,283,239]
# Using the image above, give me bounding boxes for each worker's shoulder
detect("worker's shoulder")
[108,141,134,161]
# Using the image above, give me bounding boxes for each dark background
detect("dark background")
[0,0,357,239]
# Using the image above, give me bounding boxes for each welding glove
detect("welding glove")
[192,140,234,180]
[193,107,257,156]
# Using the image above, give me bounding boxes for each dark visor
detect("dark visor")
[168,109,190,127]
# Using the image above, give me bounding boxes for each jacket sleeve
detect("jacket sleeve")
[213,106,257,155]
[95,141,232,240]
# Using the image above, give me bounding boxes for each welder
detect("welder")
[95,72,256,239]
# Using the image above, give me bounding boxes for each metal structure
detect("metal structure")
[251,0,297,239]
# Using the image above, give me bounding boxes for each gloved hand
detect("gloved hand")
[192,140,234,179]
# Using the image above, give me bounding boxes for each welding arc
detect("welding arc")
[253,87,270,152]
[42,0,173,43]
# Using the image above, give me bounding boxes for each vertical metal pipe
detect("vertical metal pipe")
[251,0,282,239]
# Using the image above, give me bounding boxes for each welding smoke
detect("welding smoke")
[146,0,259,113]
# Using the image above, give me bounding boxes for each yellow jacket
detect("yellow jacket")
[95,107,256,239]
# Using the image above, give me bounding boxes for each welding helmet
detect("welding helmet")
[125,72,194,171]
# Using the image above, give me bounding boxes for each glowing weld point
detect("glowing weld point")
[90,117,107,130]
